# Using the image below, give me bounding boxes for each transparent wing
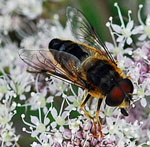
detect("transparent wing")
[66,6,116,64]
[19,49,87,88]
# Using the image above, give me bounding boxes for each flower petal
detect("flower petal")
[127,37,132,45]
[138,34,146,41]
[30,116,39,125]
[51,107,58,118]
[117,35,124,42]
[132,26,143,34]
[126,20,134,30]
[111,24,122,33]
[105,42,114,50]
[44,117,50,125]
[140,98,147,107]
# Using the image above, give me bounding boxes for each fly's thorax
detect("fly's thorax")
[82,58,122,95]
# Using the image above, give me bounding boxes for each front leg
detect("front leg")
[80,93,93,120]
[80,93,104,137]
[96,98,104,137]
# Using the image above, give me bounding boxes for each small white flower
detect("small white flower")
[137,5,150,40]
[31,134,54,147]
[28,90,51,110]
[17,0,43,19]
[105,41,132,57]
[0,89,17,127]
[53,131,63,144]
[133,47,148,61]
[109,3,138,45]
[0,77,10,99]
[21,36,38,48]
[0,123,20,146]
[55,116,66,126]
[51,106,68,128]
[0,15,12,34]
[69,119,81,134]
[0,0,18,14]
[21,111,51,138]
[12,72,33,100]
[0,104,12,126]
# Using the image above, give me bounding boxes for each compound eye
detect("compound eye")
[119,78,133,94]
[106,79,133,107]
[106,84,124,106]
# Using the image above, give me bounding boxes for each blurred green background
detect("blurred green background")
[43,0,146,42]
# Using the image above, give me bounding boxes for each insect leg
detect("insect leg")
[81,93,98,137]
[96,98,104,137]
[80,93,93,119]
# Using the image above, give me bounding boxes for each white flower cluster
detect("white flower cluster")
[0,1,149,147]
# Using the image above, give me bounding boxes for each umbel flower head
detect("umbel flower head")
[18,3,150,147]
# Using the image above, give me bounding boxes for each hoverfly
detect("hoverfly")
[19,7,134,137]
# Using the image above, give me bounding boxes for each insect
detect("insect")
[19,7,134,137]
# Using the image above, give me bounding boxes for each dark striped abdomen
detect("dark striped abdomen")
[86,60,121,95]
[49,38,88,61]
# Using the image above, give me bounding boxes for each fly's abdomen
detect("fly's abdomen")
[49,38,88,61]
[86,60,121,95]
